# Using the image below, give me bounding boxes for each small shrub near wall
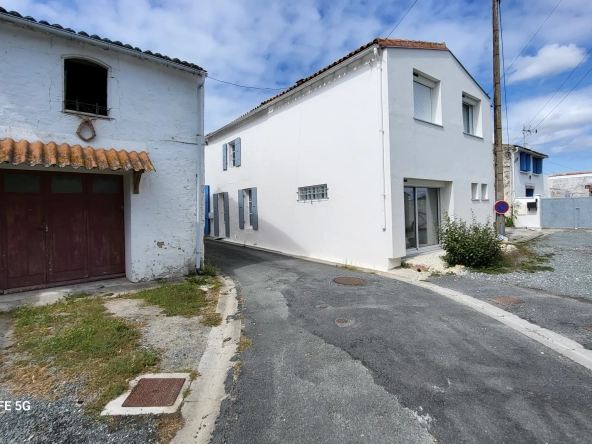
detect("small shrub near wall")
[439,214,503,268]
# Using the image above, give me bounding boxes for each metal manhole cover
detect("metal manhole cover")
[333,277,366,286]
[335,318,355,327]
[487,297,525,306]
[122,378,186,407]
[583,325,592,332]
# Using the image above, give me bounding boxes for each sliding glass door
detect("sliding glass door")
[404,186,440,250]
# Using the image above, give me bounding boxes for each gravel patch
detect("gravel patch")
[105,298,210,372]
[0,385,159,443]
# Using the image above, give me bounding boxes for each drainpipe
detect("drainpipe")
[196,74,206,270]
[374,47,387,231]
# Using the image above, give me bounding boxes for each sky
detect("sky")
[3,0,592,174]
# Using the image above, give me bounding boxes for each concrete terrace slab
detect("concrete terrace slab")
[101,373,191,416]
[0,277,184,312]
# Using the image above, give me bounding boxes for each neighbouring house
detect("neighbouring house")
[502,143,548,227]
[547,171,592,198]
[204,38,494,271]
[0,9,206,294]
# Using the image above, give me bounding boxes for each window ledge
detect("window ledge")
[471,198,480,201]
[413,118,443,128]
[481,199,490,202]
[463,132,484,140]
[64,109,112,120]
[519,171,531,174]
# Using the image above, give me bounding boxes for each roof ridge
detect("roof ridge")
[0,7,205,72]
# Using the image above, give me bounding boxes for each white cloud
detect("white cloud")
[507,44,588,84]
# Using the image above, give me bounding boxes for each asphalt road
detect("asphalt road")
[206,240,592,444]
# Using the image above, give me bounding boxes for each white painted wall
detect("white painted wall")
[206,50,394,270]
[0,20,205,281]
[206,45,494,270]
[514,196,542,228]
[385,47,494,258]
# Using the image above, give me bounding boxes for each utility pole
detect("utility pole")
[493,0,505,236]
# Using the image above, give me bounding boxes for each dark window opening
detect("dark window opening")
[64,58,108,116]
[525,187,535,197]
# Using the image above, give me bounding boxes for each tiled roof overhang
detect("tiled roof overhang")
[0,8,205,74]
[0,138,154,172]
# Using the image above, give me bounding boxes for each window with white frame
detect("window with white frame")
[238,187,258,230]
[222,137,241,170]
[228,141,236,166]
[298,184,328,201]
[481,184,489,200]
[462,94,479,135]
[413,72,437,123]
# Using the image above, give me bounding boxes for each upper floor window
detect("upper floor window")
[462,93,481,136]
[532,157,543,174]
[64,58,108,117]
[413,71,440,124]
[223,137,241,170]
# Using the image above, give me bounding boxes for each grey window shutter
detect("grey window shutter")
[213,193,220,237]
[234,137,241,167]
[223,192,230,237]
[238,189,245,229]
[251,187,258,230]
[413,81,432,121]
[222,144,228,171]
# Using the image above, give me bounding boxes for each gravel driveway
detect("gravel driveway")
[430,229,592,348]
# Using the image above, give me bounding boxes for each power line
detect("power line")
[510,47,592,143]
[533,64,592,129]
[545,159,581,172]
[487,0,563,94]
[208,76,289,91]
[386,0,419,39]
[499,3,511,145]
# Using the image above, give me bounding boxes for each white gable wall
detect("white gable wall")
[0,21,205,281]
[385,47,494,258]
[206,51,395,270]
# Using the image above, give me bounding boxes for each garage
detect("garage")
[0,170,125,293]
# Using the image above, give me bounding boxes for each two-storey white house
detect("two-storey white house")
[0,9,206,293]
[205,38,494,271]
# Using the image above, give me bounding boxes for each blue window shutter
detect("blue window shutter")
[223,192,230,237]
[520,152,526,171]
[204,185,210,234]
[238,190,245,229]
[213,193,219,236]
[251,187,258,230]
[222,144,228,171]
[526,154,531,172]
[235,137,241,167]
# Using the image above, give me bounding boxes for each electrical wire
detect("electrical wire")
[386,0,419,39]
[488,0,563,94]
[499,2,511,145]
[533,64,592,129]
[510,47,592,143]
[208,76,289,91]
[545,159,581,172]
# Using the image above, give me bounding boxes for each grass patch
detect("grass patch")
[201,312,222,327]
[234,361,243,380]
[4,297,159,415]
[400,261,410,269]
[130,276,220,317]
[237,335,252,353]
[156,412,185,444]
[201,260,218,277]
[474,242,554,274]
[339,264,359,271]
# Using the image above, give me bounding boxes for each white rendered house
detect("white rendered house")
[0,9,206,292]
[205,38,494,271]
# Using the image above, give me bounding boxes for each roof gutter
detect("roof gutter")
[0,12,207,77]
[206,44,381,141]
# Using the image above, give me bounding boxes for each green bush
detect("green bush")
[439,213,503,268]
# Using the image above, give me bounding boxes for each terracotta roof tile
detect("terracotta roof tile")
[0,138,154,172]
[0,8,205,72]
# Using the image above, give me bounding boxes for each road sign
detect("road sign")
[494,200,510,214]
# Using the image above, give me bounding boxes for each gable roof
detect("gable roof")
[0,7,205,73]
[207,38,486,140]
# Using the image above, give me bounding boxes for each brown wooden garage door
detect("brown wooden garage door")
[0,170,125,293]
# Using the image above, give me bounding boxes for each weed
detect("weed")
[237,335,252,353]
[400,262,410,269]
[156,412,184,444]
[131,281,212,317]
[65,292,92,300]
[201,261,217,277]
[201,312,222,327]
[339,264,358,271]
[234,361,243,380]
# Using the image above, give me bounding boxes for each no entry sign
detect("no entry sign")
[494,200,510,214]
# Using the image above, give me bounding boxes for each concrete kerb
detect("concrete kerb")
[171,274,241,444]
[204,240,592,372]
